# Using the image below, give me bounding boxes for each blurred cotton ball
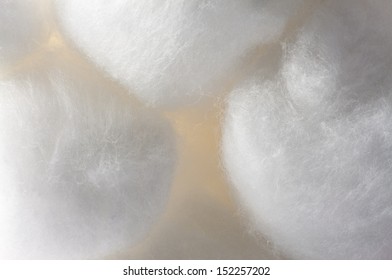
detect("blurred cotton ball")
[0,0,50,71]
[54,0,304,108]
[0,53,176,259]
[222,0,392,259]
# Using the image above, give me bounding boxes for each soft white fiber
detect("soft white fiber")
[0,54,176,259]
[0,0,50,71]
[54,0,304,108]
[222,0,392,259]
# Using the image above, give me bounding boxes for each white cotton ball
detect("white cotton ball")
[54,0,304,108]
[222,0,392,259]
[0,0,50,71]
[0,54,176,259]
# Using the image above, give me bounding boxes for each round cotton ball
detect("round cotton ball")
[54,0,304,108]
[222,0,392,259]
[0,0,50,71]
[0,54,176,259]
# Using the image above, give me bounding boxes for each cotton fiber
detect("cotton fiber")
[54,0,304,108]
[0,54,176,259]
[0,0,50,71]
[222,0,392,259]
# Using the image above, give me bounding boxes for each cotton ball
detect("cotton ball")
[0,54,176,259]
[222,0,392,259]
[54,0,304,108]
[0,0,50,71]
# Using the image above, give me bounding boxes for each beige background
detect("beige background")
[112,106,280,259]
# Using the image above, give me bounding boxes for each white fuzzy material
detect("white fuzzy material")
[0,55,176,259]
[54,0,303,108]
[0,0,49,70]
[222,0,392,259]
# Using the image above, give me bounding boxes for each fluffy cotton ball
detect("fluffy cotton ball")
[222,0,392,259]
[0,54,176,259]
[0,0,50,71]
[54,0,304,108]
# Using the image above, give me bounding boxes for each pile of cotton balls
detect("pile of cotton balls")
[1,0,391,259]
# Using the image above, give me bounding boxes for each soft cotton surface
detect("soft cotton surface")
[222,0,392,259]
[0,0,50,71]
[54,0,303,108]
[0,53,176,259]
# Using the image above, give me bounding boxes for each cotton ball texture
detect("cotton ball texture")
[54,0,304,108]
[0,0,50,71]
[0,55,176,259]
[222,0,392,259]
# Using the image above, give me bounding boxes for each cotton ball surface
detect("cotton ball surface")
[0,54,176,259]
[0,0,50,71]
[54,0,304,108]
[222,0,392,259]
